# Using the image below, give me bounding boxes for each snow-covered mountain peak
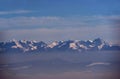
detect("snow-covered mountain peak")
[10,39,23,49]
[48,41,59,48]
[69,42,77,49]
[87,40,93,43]
[93,38,105,45]
[19,40,27,44]
[32,40,37,43]
[0,38,120,53]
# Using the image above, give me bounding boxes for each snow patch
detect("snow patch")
[69,43,77,49]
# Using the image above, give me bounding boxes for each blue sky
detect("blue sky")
[0,0,120,43]
[0,0,120,17]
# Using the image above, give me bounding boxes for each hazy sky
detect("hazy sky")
[0,0,120,43]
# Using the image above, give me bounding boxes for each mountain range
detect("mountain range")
[0,38,120,53]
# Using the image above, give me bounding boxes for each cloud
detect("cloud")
[10,65,32,70]
[0,15,120,43]
[86,62,111,67]
[3,26,119,43]
[0,16,63,30]
[0,15,120,30]
[0,10,32,15]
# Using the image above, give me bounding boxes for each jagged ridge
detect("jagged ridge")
[0,38,120,53]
